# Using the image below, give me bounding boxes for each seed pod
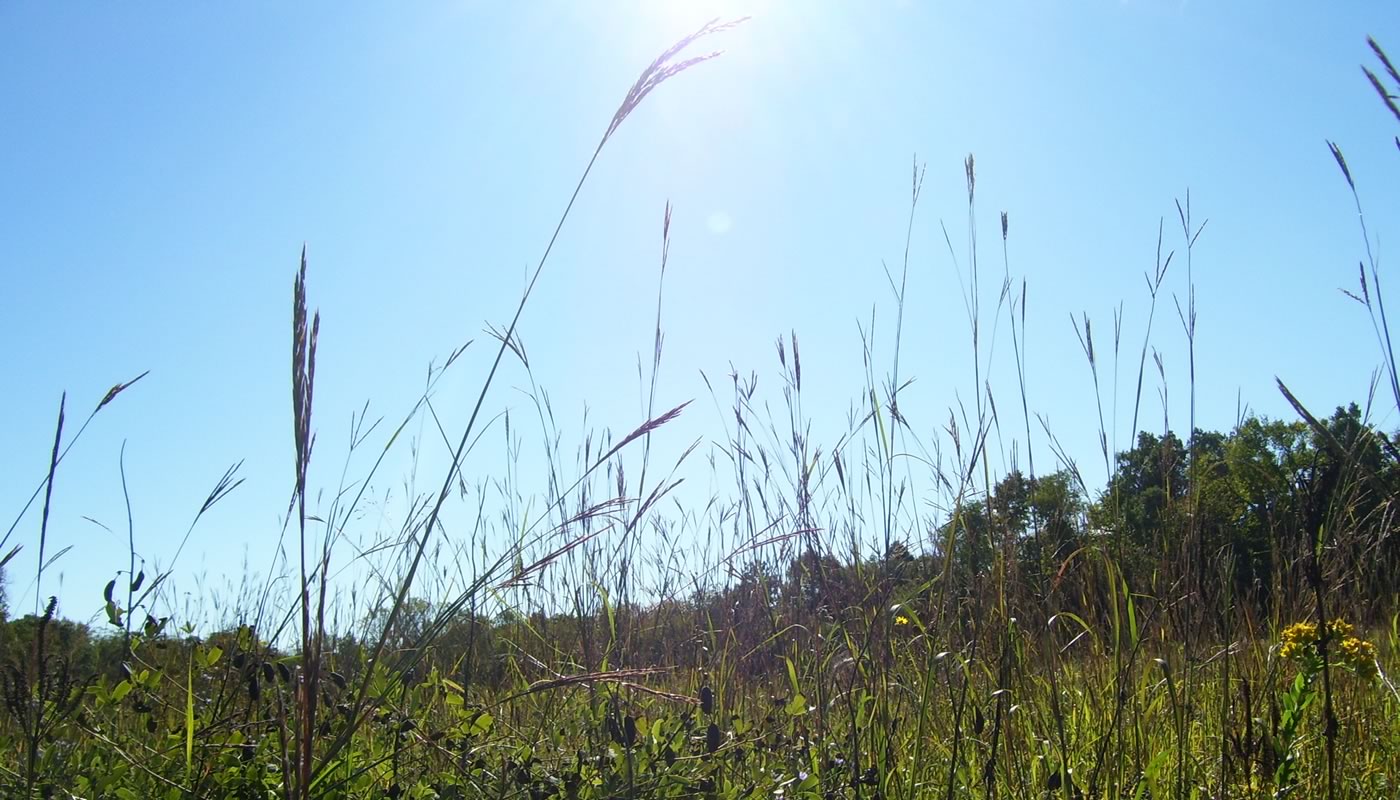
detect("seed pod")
[622,715,637,747]
[246,673,261,703]
[699,686,714,714]
[973,706,985,734]
[262,662,275,683]
[705,722,721,754]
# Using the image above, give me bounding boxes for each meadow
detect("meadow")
[2,19,1399,800]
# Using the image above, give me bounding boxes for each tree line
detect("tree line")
[2,404,1396,692]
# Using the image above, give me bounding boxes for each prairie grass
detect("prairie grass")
[2,22,1400,800]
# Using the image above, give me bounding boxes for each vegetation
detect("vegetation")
[2,22,1399,800]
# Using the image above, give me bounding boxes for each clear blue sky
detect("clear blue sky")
[2,1,1398,625]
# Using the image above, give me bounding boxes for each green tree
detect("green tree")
[936,470,1084,598]
[1015,470,1085,589]
[1093,431,1188,559]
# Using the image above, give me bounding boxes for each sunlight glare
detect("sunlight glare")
[641,0,771,35]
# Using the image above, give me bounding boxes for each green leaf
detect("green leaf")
[470,711,494,736]
[1124,576,1138,645]
[186,654,195,775]
[784,693,808,717]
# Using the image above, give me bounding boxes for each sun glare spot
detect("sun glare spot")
[707,211,733,234]
[644,0,770,32]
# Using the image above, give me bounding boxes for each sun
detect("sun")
[642,0,767,31]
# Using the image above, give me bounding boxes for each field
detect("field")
[3,18,1400,800]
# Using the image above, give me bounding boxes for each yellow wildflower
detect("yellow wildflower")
[894,615,910,626]
[1282,621,1317,646]
[1278,618,1378,680]
[1279,622,1316,660]
[1327,618,1355,639]
[1339,635,1378,679]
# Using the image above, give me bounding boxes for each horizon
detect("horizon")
[3,1,1400,628]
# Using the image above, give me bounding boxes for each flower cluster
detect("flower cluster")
[1279,618,1377,679]
[1278,621,1318,660]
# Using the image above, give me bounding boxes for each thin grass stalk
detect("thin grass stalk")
[2,371,147,563]
[310,22,744,791]
[33,395,64,617]
[292,246,321,800]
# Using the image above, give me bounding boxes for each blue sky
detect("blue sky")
[2,1,1398,625]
